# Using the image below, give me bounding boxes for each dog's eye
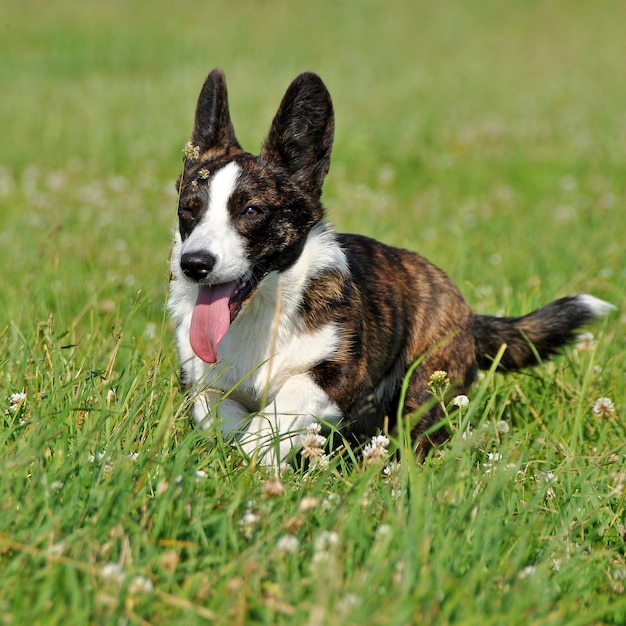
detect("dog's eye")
[243,205,263,218]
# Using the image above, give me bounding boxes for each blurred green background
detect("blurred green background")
[1,1,624,335]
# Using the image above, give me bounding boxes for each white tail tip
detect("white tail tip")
[577,294,617,317]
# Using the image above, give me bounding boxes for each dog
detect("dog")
[168,68,614,464]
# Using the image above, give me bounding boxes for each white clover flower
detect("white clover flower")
[461,428,474,441]
[275,534,299,554]
[301,422,327,459]
[45,541,66,557]
[307,422,322,434]
[311,550,331,568]
[279,462,294,476]
[195,469,208,478]
[321,493,341,513]
[391,488,405,501]
[311,530,340,570]
[483,451,503,473]
[519,565,536,579]
[495,420,510,434]
[309,453,330,470]
[298,496,319,513]
[10,392,27,404]
[374,435,390,447]
[9,392,27,411]
[576,332,597,352]
[383,461,401,480]
[383,461,402,493]
[452,394,469,408]
[337,593,358,615]
[314,530,339,552]
[375,524,392,539]
[428,370,450,389]
[393,560,405,585]
[362,435,390,464]
[239,511,260,538]
[592,397,616,419]
[128,575,154,595]
[542,471,558,484]
[100,563,124,582]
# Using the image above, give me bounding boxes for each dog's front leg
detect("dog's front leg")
[238,373,342,467]
[192,390,251,436]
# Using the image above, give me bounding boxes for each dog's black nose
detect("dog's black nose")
[180,251,217,281]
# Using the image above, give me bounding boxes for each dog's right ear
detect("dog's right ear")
[190,68,241,156]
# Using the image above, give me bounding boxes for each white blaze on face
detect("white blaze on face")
[181,161,251,364]
[182,161,249,283]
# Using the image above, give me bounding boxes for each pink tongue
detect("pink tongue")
[190,282,237,363]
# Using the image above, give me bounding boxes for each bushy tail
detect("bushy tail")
[472,294,615,371]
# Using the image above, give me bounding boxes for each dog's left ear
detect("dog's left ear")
[262,73,334,198]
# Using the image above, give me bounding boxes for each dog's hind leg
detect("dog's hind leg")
[400,337,477,454]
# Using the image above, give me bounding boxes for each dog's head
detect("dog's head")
[174,69,334,363]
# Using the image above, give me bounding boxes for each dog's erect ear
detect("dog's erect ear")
[190,68,241,155]
[261,72,334,198]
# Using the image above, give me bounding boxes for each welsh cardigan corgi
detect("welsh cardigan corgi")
[168,68,614,464]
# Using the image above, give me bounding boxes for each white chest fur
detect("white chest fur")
[169,220,348,449]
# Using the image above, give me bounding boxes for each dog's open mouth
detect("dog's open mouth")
[189,269,266,363]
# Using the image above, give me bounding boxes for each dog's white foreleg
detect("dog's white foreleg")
[192,391,251,435]
[238,373,342,467]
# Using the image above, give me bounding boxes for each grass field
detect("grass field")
[1,1,625,624]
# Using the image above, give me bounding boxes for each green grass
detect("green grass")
[1,1,625,624]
